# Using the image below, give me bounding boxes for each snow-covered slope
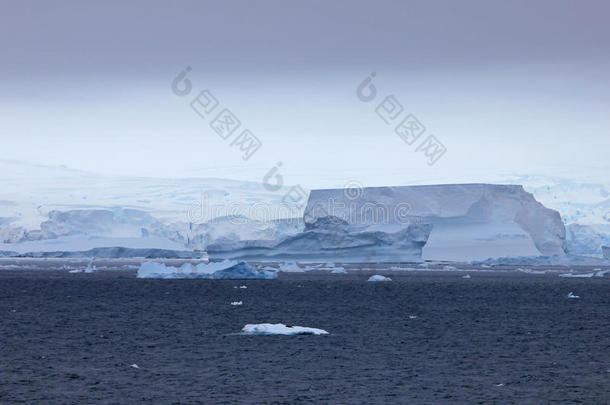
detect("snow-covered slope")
[304,184,566,262]
[0,160,303,254]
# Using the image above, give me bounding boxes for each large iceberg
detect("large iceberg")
[302,184,566,262]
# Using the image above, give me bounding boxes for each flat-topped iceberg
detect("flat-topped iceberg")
[241,323,329,335]
[137,260,276,279]
[303,184,566,262]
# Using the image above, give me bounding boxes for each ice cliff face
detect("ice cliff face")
[565,224,610,255]
[304,184,567,262]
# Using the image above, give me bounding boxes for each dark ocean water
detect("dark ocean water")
[1,269,608,404]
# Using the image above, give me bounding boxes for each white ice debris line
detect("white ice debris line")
[567,292,580,299]
[368,275,392,282]
[559,268,610,278]
[241,323,329,336]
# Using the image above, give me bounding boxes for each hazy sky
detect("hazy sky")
[1,0,609,188]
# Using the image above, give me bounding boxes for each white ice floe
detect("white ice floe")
[279,261,304,272]
[409,315,418,319]
[443,265,457,271]
[137,260,276,279]
[69,269,82,273]
[567,292,580,299]
[559,272,595,278]
[130,364,140,369]
[241,323,329,335]
[331,267,347,274]
[368,275,392,282]
[594,269,610,277]
[462,274,471,279]
[230,301,243,306]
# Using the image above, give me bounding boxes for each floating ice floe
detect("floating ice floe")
[331,267,347,274]
[137,260,276,279]
[230,301,243,306]
[409,315,418,319]
[443,265,457,271]
[462,274,471,279]
[242,323,329,335]
[69,269,82,273]
[279,261,304,272]
[567,292,580,299]
[559,272,595,278]
[130,364,139,369]
[368,275,392,282]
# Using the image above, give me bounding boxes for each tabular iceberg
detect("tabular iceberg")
[303,184,567,262]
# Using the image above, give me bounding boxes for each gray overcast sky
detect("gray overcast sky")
[1,0,609,187]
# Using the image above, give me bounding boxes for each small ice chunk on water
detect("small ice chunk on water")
[130,364,140,369]
[242,323,328,335]
[331,267,347,274]
[69,269,82,273]
[443,265,457,271]
[409,315,418,319]
[368,275,392,282]
[567,292,580,299]
[462,274,471,279]
[230,301,243,306]
[84,259,96,273]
